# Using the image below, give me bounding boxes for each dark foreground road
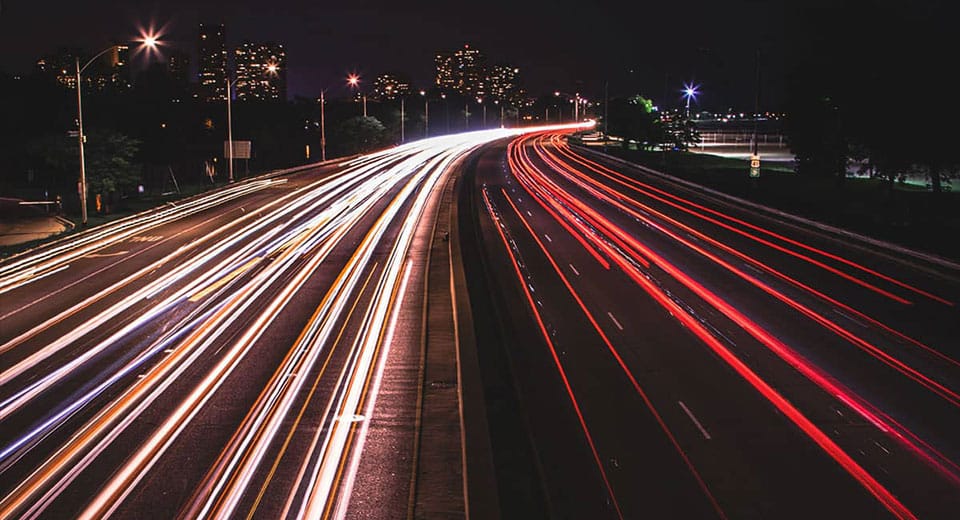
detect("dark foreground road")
[461,132,960,519]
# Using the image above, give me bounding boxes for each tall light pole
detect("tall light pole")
[347,73,366,117]
[226,77,234,183]
[682,81,699,117]
[478,97,486,127]
[400,96,405,143]
[319,90,327,161]
[603,80,609,152]
[420,90,429,136]
[441,93,449,132]
[75,37,157,225]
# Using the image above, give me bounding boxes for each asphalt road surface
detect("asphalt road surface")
[0,129,523,519]
[462,132,960,519]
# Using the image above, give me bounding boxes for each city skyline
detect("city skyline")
[0,0,797,111]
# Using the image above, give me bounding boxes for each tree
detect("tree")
[337,116,388,154]
[606,95,660,150]
[84,130,142,209]
[26,129,141,213]
[661,112,700,152]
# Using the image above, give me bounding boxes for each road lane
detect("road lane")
[463,132,960,518]
[0,128,560,519]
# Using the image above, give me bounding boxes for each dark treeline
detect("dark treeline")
[0,68,480,214]
[783,0,955,193]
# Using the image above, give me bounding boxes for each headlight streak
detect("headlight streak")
[1,125,589,519]
[0,180,281,295]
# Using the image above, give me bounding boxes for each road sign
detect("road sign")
[224,140,252,159]
[749,153,761,178]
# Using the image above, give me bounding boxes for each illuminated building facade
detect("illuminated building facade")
[234,42,287,101]
[36,45,130,91]
[372,72,411,100]
[198,23,228,102]
[486,64,520,103]
[435,44,486,96]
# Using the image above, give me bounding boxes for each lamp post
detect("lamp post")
[478,97,486,127]
[347,73,366,117]
[319,90,327,161]
[75,38,157,225]
[682,81,699,117]
[420,90,429,136]
[554,90,583,122]
[400,96,405,143]
[226,77,234,182]
[441,93,449,132]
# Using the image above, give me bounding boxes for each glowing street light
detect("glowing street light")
[346,73,366,116]
[420,90,429,136]
[75,36,158,225]
[682,81,700,116]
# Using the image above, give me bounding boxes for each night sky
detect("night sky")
[0,1,941,111]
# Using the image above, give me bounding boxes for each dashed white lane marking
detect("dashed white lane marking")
[607,311,623,331]
[526,210,532,216]
[678,401,712,440]
[569,263,580,276]
[544,234,552,242]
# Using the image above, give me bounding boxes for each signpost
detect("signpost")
[750,153,761,178]
[224,140,252,160]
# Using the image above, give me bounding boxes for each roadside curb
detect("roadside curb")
[55,216,76,231]
[410,149,499,519]
[572,144,960,272]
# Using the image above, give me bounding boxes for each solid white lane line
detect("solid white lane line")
[607,312,623,331]
[569,264,580,276]
[678,401,711,440]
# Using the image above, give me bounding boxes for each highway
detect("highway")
[0,129,533,519]
[462,131,960,519]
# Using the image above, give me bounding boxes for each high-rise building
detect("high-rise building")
[435,44,486,97]
[36,45,130,91]
[435,52,455,92]
[486,64,520,103]
[234,41,286,101]
[198,23,227,102]
[372,72,411,100]
[166,49,191,86]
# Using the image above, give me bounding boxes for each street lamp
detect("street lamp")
[555,90,583,122]
[441,93,449,132]
[319,90,327,161]
[420,90,429,137]
[477,97,486,127]
[682,81,700,117]
[226,77,234,183]
[75,37,157,225]
[347,73,366,117]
